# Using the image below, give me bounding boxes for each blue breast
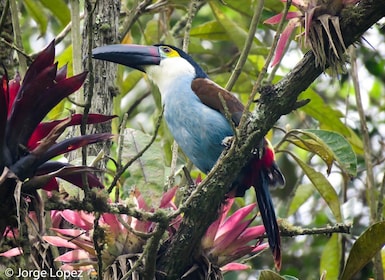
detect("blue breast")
[162,78,233,173]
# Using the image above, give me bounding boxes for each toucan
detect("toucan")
[92,44,285,269]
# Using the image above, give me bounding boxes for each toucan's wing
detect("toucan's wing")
[191,78,244,126]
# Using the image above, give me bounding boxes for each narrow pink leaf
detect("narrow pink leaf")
[159,186,178,209]
[43,236,78,249]
[54,249,92,262]
[50,228,90,240]
[28,114,116,150]
[264,12,300,25]
[264,13,284,25]
[215,203,256,239]
[101,213,125,234]
[60,210,94,230]
[202,199,235,248]
[271,18,299,67]
[220,263,250,271]
[0,247,23,258]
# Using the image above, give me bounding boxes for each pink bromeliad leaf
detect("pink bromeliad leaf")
[220,263,250,271]
[43,236,78,249]
[271,18,300,67]
[213,203,257,245]
[0,247,23,258]
[60,210,94,230]
[264,11,300,24]
[159,186,178,209]
[54,249,93,262]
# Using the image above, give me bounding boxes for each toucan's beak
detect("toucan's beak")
[92,44,160,72]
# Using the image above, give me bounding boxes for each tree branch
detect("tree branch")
[157,1,385,278]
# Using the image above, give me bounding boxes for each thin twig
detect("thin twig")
[0,0,10,34]
[350,47,383,279]
[239,0,292,130]
[10,0,27,76]
[142,221,168,279]
[120,0,153,40]
[93,212,103,280]
[350,47,376,222]
[225,0,264,91]
[279,222,351,237]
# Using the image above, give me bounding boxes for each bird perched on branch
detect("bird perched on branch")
[92,44,285,269]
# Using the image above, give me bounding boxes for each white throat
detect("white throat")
[145,57,196,95]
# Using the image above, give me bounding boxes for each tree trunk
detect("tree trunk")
[0,0,16,77]
[81,0,120,170]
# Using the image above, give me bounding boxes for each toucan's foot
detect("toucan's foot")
[221,136,234,148]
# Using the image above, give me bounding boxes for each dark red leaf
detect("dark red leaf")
[37,133,113,166]
[5,72,88,163]
[28,114,116,150]
[22,41,55,86]
[56,64,68,82]
[23,161,104,191]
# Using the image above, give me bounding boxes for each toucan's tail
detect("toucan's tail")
[231,139,284,269]
[254,165,282,270]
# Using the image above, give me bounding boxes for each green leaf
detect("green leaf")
[299,88,363,155]
[224,0,253,17]
[320,234,341,280]
[209,1,265,55]
[120,128,165,204]
[340,222,385,280]
[190,21,228,41]
[23,0,48,35]
[286,129,357,177]
[288,184,314,216]
[259,270,286,280]
[308,129,357,177]
[286,129,336,174]
[286,151,343,223]
[40,0,70,27]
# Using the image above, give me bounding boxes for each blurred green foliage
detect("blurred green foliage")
[8,0,385,279]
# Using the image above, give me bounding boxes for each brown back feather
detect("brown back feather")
[191,78,244,126]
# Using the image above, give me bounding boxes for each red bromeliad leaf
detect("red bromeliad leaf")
[28,114,116,150]
[0,76,7,161]
[39,133,113,164]
[8,133,112,181]
[5,71,87,163]
[22,163,104,191]
[22,41,55,86]
[55,63,68,82]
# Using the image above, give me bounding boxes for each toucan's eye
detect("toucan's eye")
[161,46,172,53]
[160,46,179,58]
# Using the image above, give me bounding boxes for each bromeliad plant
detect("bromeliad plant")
[42,189,268,279]
[0,40,113,239]
[265,0,359,70]
[42,187,179,277]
